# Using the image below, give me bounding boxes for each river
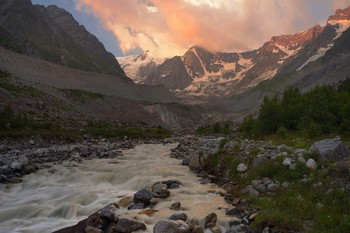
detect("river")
[0,143,232,232]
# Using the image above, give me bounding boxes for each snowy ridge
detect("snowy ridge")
[297,20,350,71]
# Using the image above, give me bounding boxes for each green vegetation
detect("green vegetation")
[252,184,350,233]
[197,122,231,135]
[60,88,104,103]
[240,83,350,139]
[0,105,171,139]
[203,138,350,232]
[85,121,171,139]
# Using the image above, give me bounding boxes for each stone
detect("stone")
[153,220,187,233]
[237,163,248,173]
[189,152,204,172]
[262,227,270,233]
[52,219,88,233]
[87,212,106,229]
[162,179,182,188]
[117,196,133,208]
[255,183,267,193]
[252,156,268,168]
[225,207,240,216]
[282,181,290,189]
[170,202,181,210]
[10,161,22,170]
[192,226,205,233]
[282,158,292,166]
[267,183,279,192]
[105,223,118,233]
[297,156,307,164]
[169,213,188,221]
[306,158,317,170]
[133,189,155,205]
[127,202,145,210]
[29,139,35,145]
[182,159,189,166]
[116,217,146,233]
[310,138,349,161]
[152,183,168,193]
[85,226,103,233]
[249,189,260,198]
[204,212,217,228]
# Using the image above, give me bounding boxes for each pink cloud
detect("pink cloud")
[77,0,350,57]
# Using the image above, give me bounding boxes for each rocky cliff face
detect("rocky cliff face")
[0,0,125,76]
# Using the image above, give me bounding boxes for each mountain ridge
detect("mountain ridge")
[119,6,350,99]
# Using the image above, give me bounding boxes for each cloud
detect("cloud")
[76,0,350,57]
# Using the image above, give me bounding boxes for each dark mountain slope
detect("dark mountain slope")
[0,0,125,76]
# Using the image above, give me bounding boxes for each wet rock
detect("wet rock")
[182,159,189,166]
[133,189,155,205]
[85,226,103,233]
[115,217,146,233]
[153,220,187,233]
[162,179,182,188]
[306,158,317,170]
[191,226,205,233]
[204,212,217,229]
[53,219,88,233]
[225,207,240,216]
[170,202,181,210]
[127,202,145,210]
[87,212,106,229]
[310,138,349,161]
[237,163,248,173]
[189,152,204,172]
[169,213,188,221]
[105,223,118,233]
[152,183,168,194]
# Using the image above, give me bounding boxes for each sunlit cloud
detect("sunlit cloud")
[76,0,350,57]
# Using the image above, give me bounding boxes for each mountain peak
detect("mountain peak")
[327,6,350,25]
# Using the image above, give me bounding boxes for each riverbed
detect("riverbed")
[0,143,232,232]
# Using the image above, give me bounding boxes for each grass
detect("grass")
[203,134,350,232]
[84,122,170,139]
[252,183,350,233]
[60,89,104,103]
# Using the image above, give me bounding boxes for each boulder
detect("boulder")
[133,189,155,205]
[153,220,187,233]
[306,158,317,170]
[115,217,146,233]
[189,152,204,172]
[204,212,217,229]
[310,138,349,161]
[169,213,188,221]
[237,163,248,173]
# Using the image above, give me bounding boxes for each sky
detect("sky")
[32,0,350,57]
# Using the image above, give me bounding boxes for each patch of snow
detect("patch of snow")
[297,21,350,71]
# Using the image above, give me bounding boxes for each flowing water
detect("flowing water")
[0,143,232,232]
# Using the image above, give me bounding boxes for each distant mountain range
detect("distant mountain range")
[118,6,350,98]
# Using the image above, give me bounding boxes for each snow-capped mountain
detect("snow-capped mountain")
[117,50,165,83]
[119,6,350,98]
